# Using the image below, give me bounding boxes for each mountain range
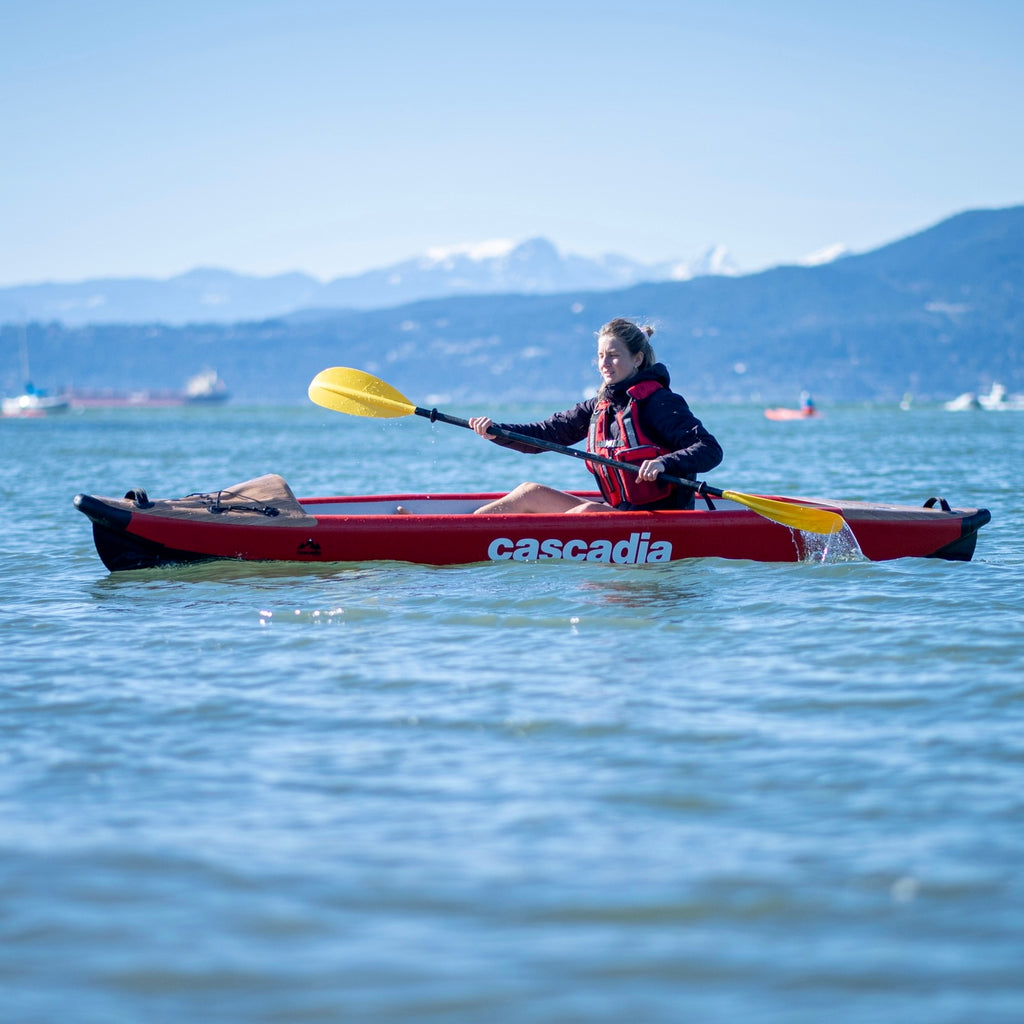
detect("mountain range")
[0,239,742,326]
[2,205,1021,405]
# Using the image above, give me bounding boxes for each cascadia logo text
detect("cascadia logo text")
[487,531,672,564]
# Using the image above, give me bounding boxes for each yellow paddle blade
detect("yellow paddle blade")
[308,367,416,419]
[721,489,845,535]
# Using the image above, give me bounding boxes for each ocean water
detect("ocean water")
[2,401,1022,1024]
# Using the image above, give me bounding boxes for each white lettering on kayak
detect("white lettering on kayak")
[487,532,672,564]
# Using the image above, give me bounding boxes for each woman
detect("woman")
[469,318,723,514]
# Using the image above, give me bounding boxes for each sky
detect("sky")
[3,0,1022,286]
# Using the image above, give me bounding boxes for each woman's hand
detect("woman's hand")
[636,457,666,482]
[469,416,495,437]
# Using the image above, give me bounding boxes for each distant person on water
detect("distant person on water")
[468,318,723,514]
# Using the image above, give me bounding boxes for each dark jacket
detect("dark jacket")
[489,363,724,507]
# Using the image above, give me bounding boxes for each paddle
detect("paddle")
[308,367,845,535]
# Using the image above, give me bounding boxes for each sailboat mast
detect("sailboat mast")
[19,321,31,387]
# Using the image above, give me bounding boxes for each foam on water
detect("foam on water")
[800,522,866,563]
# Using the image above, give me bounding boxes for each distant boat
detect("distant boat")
[182,368,229,404]
[1,384,70,418]
[943,391,981,411]
[64,369,230,409]
[2,323,70,418]
[978,382,1024,411]
[765,391,821,421]
[944,383,1024,412]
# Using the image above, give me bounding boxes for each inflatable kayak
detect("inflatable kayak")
[73,473,991,572]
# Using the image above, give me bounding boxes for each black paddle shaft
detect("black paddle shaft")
[415,406,719,497]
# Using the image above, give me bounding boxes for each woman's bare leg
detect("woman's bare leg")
[473,482,607,514]
[564,500,611,513]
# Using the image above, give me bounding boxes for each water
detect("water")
[2,402,1022,1023]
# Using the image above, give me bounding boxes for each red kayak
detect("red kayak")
[73,474,991,572]
[764,407,822,421]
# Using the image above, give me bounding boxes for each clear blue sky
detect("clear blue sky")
[3,0,1022,285]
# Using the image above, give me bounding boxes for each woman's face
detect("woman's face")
[597,333,642,386]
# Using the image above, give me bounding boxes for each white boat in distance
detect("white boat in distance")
[1,385,69,418]
[944,382,1024,411]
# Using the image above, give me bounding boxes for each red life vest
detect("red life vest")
[587,380,675,508]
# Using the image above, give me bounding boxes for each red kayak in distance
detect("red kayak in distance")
[766,391,820,420]
[73,474,991,572]
[764,406,823,421]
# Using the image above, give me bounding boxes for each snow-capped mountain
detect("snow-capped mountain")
[306,237,742,313]
[664,244,741,280]
[797,243,850,267]
[0,238,741,326]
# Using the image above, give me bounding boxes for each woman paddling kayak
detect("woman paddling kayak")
[469,318,724,514]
